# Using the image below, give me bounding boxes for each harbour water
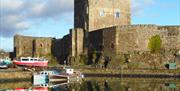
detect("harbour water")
[0,78,180,91]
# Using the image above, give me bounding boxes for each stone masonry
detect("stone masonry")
[14,35,53,58]
[74,0,131,32]
[89,25,180,54]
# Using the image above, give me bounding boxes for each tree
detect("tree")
[148,35,162,53]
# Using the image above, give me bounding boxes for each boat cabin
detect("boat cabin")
[65,68,74,75]
[19,57,48,62]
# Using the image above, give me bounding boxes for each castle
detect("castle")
[14,0,180,65]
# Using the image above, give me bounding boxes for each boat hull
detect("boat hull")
[13,61,48,67]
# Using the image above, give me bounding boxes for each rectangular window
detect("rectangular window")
[100,10,105,17]
[115,11,120,18]
[21,59,29,61]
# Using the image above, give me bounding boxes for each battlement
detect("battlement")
[158,26,180,31]
[14,34,54,40]
[115,24,157,31]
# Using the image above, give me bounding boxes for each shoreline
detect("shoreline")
[78,68,180,78]
[0,68,180,80]
[84,73,180,78]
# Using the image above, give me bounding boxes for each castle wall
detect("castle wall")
[88,0,131,31]
[34,38,52,57]
[102,27,117,54]
[116,25,160,53]
[158,26,180,50]
[74,0,88,30]
[53,35,71,63]
[62,35,71,60]
[74,0,131,32]
[14,35,53,58]
[70,28,84,57]
[14,35,34,57]
[52,39,62,62]
[89,25,180,55]
[52,28,84,63]
[89,29,103,52]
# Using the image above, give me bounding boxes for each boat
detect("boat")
[14,87,48,91]
[0,57,12,69]
[13,57,48,67]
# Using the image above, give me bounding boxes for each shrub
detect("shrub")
[148,35,162,53]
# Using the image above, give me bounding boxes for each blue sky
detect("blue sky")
[0,0,180,52]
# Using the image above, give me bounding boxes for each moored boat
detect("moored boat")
[13,57,48,67]
[15,87,48,91]
[0,57,12,69]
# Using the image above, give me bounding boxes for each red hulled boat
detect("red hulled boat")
[13,57,48,67]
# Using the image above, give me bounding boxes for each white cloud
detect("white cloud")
[0,0,156,37]
[131,0,155,16]
[0,0,23,10]
[0,0,74,37]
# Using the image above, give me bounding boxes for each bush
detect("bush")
[46,53,59,66]
[148,35,162,53]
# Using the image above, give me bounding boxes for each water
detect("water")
[0,78,180,91]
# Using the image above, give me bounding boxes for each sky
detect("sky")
[0,0,180,52]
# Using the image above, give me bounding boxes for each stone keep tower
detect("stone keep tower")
[74,0,131,32]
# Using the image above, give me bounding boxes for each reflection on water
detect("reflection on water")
[0,78,180,91]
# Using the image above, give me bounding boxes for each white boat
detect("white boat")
[13,57,48,67]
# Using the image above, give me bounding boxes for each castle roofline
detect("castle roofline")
[14,34,55,39]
